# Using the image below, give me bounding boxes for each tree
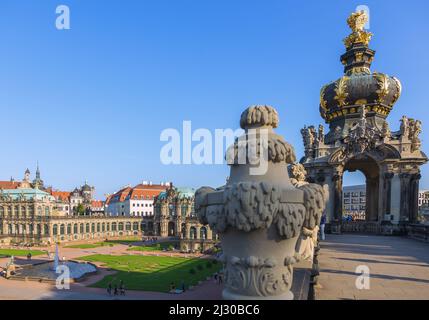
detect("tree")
[74,203,86,216]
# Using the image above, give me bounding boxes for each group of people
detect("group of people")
[169,280,186,293]
[213,273,223,284]
[142,237,158,244]
[107,280,126,296]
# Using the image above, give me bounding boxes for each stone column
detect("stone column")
[399,173,411,222]
[331,168,343,233]
[382,172,394,218]
[365,177,379,222]
[409,173,421,223]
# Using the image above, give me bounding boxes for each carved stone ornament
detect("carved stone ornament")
[195,105,327,300]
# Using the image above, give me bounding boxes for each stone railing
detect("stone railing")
[341,221,380,234]
[406,224,429,242]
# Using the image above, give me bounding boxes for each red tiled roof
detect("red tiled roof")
[0,181,20,189]
[107,184,167,204]
[50,191,71,202]
[91,200,104,207]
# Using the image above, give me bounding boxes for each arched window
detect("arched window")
[60,224,65,235]
[126,222,131,231]
[200,227,207,240]
[37,206,42,216]
[91,223,95,233]
[102,223,105,232]
[106,223,110,231]
[133,222,139,231]
[80,223,84,234]
[8,224,12,235]
[45,207,50,216]
[86,223,90,233]
[189,227,197,239]
[112,222,117,231]
[36,224,41,235]
[97,223,100,232]
[14,206,19,217]
[67,224,71,234]
[0,207,4,217]
[21,206,27,218]
[73,224,78,234]
[118,222,124,231]
[53,224,58,235]
[44,224,49,235]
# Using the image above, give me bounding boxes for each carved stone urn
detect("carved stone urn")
[195,105,327,300]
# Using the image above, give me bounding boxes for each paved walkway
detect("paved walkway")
[316,234,429,300]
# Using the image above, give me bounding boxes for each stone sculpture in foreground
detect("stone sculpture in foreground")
[195,105,328,300]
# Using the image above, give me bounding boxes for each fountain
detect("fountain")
[51,243,59,271]
[10,243,97,282]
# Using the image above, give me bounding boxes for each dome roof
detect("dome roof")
[82,182,92,192]
[319,11,402,123]
[157,187,195,201]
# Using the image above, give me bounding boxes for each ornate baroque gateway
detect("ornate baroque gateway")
[301,11,427,233]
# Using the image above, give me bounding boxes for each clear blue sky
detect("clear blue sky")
[1,0,429,198]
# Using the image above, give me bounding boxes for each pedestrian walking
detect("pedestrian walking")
[320,214,326,241]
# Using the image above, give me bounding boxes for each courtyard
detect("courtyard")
[0,239,223,300]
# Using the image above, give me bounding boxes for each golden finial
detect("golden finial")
[343,10,373,49]
[347,11,368,32]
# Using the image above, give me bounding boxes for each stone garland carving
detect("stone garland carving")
[222,256,291,297]
[196,182,306,239]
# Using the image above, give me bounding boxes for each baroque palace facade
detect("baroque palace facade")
[0,169,142,246]
[143,185,217,252]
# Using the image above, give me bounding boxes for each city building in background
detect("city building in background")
[146,185,217,252]
[0,169,141,245]
[105,182,169,217]
[343,185,366,221]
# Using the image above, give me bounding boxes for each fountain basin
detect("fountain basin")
[11,260,97,283]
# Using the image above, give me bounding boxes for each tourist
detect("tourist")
[107,283,112,295]
[180,280,186,292]
[320,214,326,241]
[27,253,32,260]
[170,282,176,293]
[114,284,118,295]
[119,280,125,295]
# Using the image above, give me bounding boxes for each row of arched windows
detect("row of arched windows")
[0,205,49,218]
[4,223,50,235]
[51,221,140,235]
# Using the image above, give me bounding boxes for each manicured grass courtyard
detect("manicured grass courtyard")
[0,249,45,257]
[65,237,141,249]
[127,241,176,252]
[77,254,221,292]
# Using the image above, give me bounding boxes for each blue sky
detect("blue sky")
[1,0,429,198]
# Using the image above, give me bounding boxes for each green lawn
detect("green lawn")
[77,254,221,292]
[65,238,141,249]
[64,242,111,249]
[127,241,176,252]
[0,249,45,257]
